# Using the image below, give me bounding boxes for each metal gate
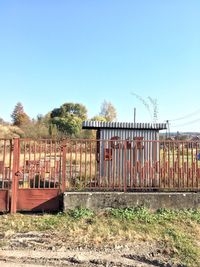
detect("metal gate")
[0,139,12,212]
[10,138,64,213]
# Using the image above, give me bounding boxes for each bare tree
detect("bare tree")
[99,100,117,122]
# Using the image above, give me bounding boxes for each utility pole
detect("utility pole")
[166,120,170,139]
[134,108,136,123]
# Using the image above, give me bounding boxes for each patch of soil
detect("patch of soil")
[0,231,182,267]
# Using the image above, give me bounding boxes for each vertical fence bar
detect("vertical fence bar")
[6,140,12,211]
[118,141,121,189]
[172,142,174,188]
[23,141,26,188]
[2,140,6,188]
[192,145,194,188]
[187,143,189,188]
[33,140,36,188]
[61,140,67,192]
[124,140,127,192]
[196,142,198,188]
[49,140,52,188]
[177,142,180,188]
[158,141,161,188]
[130,141,132,189]
[84,140,87,188]
[94,141,97,188]
[112,141,115,189]
[80,141,82,185]
[89,141,92,188]
[168,142,170,188]
[149,140,151,188]
[181,142,184,189]
[44,140,47,188]
[75,141,77,189]
[10,138,19,214]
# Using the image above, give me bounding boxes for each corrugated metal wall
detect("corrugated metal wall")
[100,129,159,141]
[98,129,160,188]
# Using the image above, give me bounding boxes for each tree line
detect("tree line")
[0,101,117,139]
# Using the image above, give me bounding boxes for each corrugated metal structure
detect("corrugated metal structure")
[82,121,167,188]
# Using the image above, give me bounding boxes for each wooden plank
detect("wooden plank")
[17,189,61,212]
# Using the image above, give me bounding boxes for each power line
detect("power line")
[170,117,200,128]
[169,108,200,122]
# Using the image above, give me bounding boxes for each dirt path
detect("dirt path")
[0,262,51,267]
[0,249,165,267]
[0,231,177,266]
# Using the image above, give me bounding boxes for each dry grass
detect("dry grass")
[0,125,24,139]
[0,208,200,266]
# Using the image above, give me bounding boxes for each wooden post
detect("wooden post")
[10,138,20,214]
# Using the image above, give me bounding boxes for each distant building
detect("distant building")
[188,136,200,149]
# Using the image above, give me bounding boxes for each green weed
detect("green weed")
[68,208,94,219]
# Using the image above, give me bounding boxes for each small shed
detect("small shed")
[82,121,167,188]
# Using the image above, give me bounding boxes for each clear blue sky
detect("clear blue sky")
[0,1,200,132]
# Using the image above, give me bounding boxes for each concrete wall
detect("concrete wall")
[63,192,200,211]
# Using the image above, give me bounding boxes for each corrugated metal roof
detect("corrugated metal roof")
[82,121,167,130]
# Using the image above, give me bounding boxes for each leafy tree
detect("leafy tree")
[99,100,117,122]
[51,103,87,120]
[90,115,107,122]
[50,103,87,137]
[11,102,30,126]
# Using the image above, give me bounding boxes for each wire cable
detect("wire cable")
[169,108,200,122]
[170,117,200,128]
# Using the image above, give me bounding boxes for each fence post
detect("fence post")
[124,141,127,192]
[10,138,20,214]
[61,140,67,193]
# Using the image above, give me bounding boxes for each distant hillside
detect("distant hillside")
[0,124,24,139]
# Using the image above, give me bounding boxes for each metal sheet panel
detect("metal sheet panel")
[17,189,60,212]
[82,121,167,130]
[98,129,160,188]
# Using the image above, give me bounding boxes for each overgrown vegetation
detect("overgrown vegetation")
[0,208,200,266]
[0,100,117,139]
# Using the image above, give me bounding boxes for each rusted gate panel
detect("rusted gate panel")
[11,139,63,212]
[0,139,12,212]
[17,189,61,212]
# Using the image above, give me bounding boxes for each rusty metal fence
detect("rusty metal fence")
[64,139,200,191]
[0,138,200,213]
